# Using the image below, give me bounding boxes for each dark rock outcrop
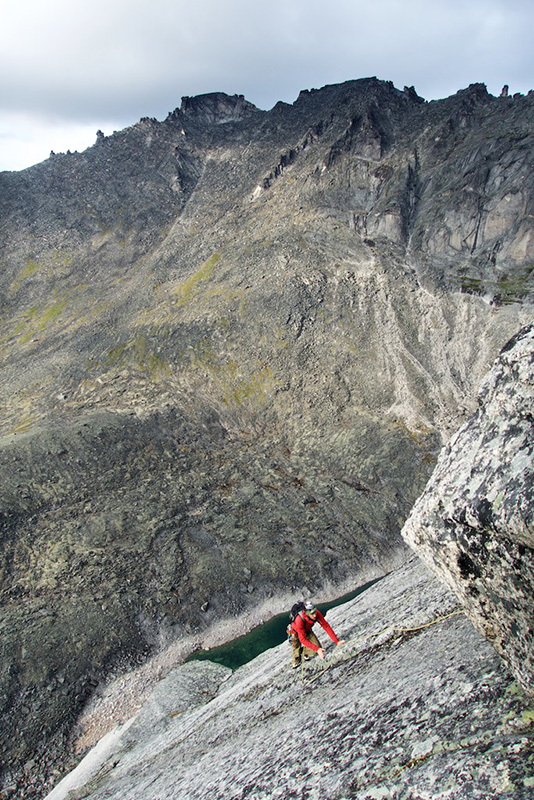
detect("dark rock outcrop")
[403,325,534,693]
[177,92,260,123]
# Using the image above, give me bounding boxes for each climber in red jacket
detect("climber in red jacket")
[290,600,345,668]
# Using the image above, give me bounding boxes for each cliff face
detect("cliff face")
[43,560,534,800]
[0,78,533,794]
[403,325,534,693]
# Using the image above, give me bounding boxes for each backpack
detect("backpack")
[289,601,306,623]
[287,601,306,638]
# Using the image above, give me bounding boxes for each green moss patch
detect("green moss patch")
[458,275,483,294]
[456,265,533,304]
[98,334,170,378]
[494,266,534,305]
[173,253,221,307]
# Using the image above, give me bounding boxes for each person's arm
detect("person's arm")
[316,610,345,645]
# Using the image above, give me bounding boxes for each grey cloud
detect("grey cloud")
[1,0,532,169]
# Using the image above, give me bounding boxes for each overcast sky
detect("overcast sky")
[1,0,532,171]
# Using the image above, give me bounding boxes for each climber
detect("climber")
[289,600,345,668]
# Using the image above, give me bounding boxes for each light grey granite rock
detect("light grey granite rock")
[403,325,534,693]
[45,559,534,800]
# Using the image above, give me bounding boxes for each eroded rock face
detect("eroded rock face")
[403,325,534,692]
[178,92,259,123]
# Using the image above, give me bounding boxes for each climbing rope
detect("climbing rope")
[300,608,466,686]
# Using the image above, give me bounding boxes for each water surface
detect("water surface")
[187,577,382,670]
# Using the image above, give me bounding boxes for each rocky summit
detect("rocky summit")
[0,77,533,797]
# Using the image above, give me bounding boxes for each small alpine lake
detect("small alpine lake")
[186,577,382,670]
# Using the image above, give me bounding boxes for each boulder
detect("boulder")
[403,325,534,692]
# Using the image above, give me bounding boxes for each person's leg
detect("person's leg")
[302,632,321,660]
[291,638,303,668]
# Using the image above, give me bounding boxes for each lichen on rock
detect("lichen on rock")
[44,560,534,800]
[403,324,534,693]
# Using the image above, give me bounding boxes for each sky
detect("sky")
[1,0,532,172]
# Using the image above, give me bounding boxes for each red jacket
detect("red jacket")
[291,609,339,652]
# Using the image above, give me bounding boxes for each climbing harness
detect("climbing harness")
[298,608,466,686]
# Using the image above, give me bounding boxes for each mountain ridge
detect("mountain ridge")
[0,77,532,797]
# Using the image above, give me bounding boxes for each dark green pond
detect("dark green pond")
[186,578,381,670]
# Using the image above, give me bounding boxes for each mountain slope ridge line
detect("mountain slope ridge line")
[0,76,532,798]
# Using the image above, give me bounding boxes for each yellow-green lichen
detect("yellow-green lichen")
[20,258,40,279]
[10,252,74,295]
[188,338,218,370]
[15,299,67,343]
[205,286,248,317]
[173,253,221,307]
[10,416,38,435]
[9,258,41,294]
[220,364,275,407]
[98,334,170,379]
[184,339,277,410]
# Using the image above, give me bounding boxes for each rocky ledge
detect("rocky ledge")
[44,558,533,800]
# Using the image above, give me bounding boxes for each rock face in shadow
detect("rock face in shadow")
[403,325,534,693]
[0,78,533,794]
[44,560,534,800]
